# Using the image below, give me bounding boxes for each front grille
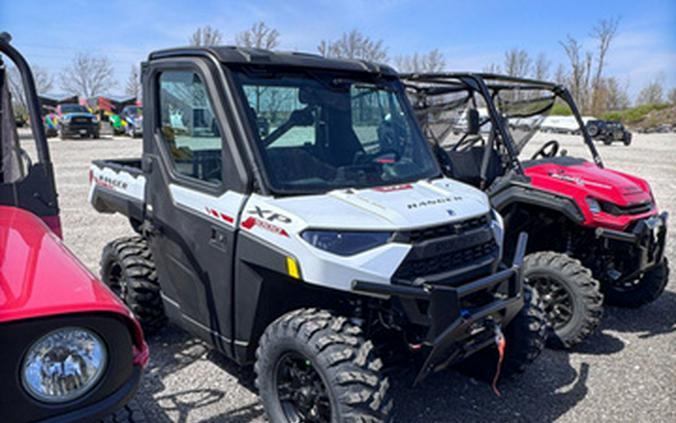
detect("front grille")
[602,201,652,216]
[398,214,490,244]
[71,117,92,124]
[393,240,498,282]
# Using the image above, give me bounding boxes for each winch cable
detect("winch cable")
[492,325,506,397]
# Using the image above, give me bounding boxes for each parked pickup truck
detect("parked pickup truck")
[1,32,147,423]
[88,45,546,421]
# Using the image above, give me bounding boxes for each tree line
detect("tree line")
[8,20,675,117]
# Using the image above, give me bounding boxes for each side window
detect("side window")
[158,70,222,183]
[242,85,313,148]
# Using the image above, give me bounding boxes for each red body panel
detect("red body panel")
[524,161,656,231]
[0,206,148,364]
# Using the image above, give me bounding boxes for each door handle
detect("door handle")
[209,226,228,251]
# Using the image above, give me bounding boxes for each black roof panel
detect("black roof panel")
[148,46,397,76]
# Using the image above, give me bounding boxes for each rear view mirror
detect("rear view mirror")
[467,109,480,135]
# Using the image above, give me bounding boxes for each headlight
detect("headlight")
[301,230,392,256]
[62,115,71,123]
[586,197,601,214]
[22,327,107,403]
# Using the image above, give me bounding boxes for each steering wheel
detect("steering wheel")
[530,140,560,160]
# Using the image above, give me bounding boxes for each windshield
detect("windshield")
[60,104,87,114]
[491,87,594,162]
[124,106,141,116]
[231,68,440,194]
[408,77,595,164]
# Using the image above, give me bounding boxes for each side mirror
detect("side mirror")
[467,109,480,135]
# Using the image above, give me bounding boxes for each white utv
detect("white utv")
[89,46,546,422]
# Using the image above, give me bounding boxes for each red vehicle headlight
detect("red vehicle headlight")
[22,327,108,403]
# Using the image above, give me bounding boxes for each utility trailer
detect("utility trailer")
[90,46,546,422]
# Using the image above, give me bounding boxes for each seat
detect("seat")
[445,146,502,188]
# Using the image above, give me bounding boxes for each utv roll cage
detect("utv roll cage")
[402,73,604,185]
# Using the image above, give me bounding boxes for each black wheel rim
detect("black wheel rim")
[275,352,332,423]
[107,262,128,300]
[529,275,575,330]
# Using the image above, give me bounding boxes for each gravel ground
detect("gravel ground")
[22,131,675,422]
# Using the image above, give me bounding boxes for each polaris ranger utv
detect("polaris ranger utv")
[90,47,546,421]
[404,73,669,348]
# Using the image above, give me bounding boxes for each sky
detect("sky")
[1,0,674,100]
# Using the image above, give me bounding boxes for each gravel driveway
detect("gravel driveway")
[24,132,675,422]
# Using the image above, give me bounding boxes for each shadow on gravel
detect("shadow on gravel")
[135,326,264,423]
[389,353,590,422]
[601,290,676,339]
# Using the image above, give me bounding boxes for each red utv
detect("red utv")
[404,73,668,348]
[0,33,148,422]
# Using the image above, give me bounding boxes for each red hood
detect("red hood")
[0,206,146,362]
[524,160,655,230]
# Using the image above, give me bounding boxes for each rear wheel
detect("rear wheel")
[100,236,166,334]
[603,258,669,308]
[458,285,546,381]
[524,252,603,349]
[587,124,600,137]
[256,308,392,423]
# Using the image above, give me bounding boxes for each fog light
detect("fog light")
[22,327,107,403]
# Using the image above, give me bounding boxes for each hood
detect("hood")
[525,160,653,206]
[268,178,491,231]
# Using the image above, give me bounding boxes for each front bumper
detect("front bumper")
[596,211,668,278]
[353,233,528,384]
[62,122,99,136]
[41,365,143,423]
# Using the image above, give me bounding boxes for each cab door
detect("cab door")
[142,58,248,356]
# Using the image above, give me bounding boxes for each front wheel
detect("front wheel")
[458,285,546,381]
[523,252,603,349]
[255,309,392,423]
[603,258,669,308]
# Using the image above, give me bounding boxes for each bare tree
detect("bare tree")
[599,77,630,111]
[533,53,551,80]
[668,87,676,105]
[590,18,619,114]
[189,25,223,47]
[318,30,388,62]
[553,63,567,86]
[394,49,445,73]
[560,36,594,111]
[59,53,116,98]
[503,48,531,78]
[483,63,502,74]
[7,65,54,114]
[637,77,665,105]
[235,21,280,50]
[125,65,141,99]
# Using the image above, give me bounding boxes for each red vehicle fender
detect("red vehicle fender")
[0,206,148,365]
